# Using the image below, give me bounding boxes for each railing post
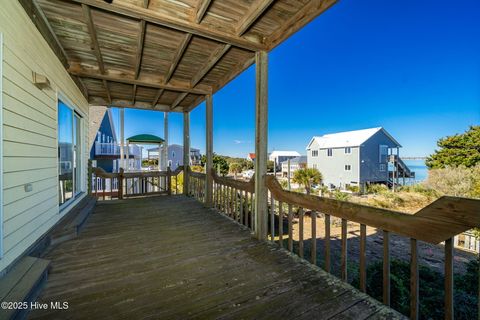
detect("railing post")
[87,159,92,195]
[118,168,124,200]
[205,94,213,207]
[254,50,268,241]
[183,112,190,196]
[167,167,172,196]
[445,238,454,320]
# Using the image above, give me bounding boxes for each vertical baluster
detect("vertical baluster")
[410,238,419,320]
[359,224,367,293]
[311,211,316,265]
[270,193,275,241]
[445,238,453,320]
[232,187,236,219]
[341,218,347,281]
[288,204,293,252]
[250,192,254,230]
[383,230,391,306]
[278,202,283,248]
[299,208,304,258]
[102,178,106,200]
[325,214,331,273]
[239,190,244,225]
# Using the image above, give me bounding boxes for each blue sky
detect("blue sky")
[112,0,480,158]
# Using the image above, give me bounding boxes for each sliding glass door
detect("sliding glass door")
[58,100,83,207]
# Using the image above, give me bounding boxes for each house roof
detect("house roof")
[248,153,256,160]
[127,134,164,144]
[281,156,307,165]
[306,127,402,150]
[269,151,301,157]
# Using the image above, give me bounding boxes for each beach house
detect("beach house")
[306,127,414,190]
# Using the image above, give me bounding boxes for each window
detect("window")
[379,163,387,172]
[311,150,318,157]
[312,164,317,169]
[345,147,351,154]
[172,151,175,158]
[327,148,333,157]
[379,145,388,162]
[58,100,83,207]
[345,164,351,171]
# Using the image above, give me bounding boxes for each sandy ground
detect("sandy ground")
[279,214,477,277]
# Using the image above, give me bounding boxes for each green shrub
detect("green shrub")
[346,185,360,193]
[333,190,350,201]
[367,183,389,195]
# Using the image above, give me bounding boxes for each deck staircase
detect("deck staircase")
[389,155,415,179]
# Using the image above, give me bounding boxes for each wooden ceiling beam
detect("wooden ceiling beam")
[195,0,212,23]
[103,79,111,104]
[89,96,175,112]
[191,44,231,87]
[143,0,149,8]
[82,4,105,74]
[164,33,192,84]
[69,0,266,51]
[69,69,211,95]
[19,0,69,68]
[151,89,165,109]
[132,84,137,105]
[266,0,337,50]
[170,92,188,110]
[236,0,274,36]
[185,95,206,112]
[134,20,146,79]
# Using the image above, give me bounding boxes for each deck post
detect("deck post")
[254,51,268,241]
[183,111,190,195]
[164,112,169,170]
[119,108,125,169]
[205,94,214,207]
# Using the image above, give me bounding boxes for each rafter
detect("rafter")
[151,89,165,109]
[164,33,192,84]
[70,0,266,51]
[82,4,105,74]
[195,0,212,23]
[69,69,211,95]
[134,20,146,79]
[132,84,137,105]
[103,79,111,104]
[143,0,149,8]
[267,0,337,50]
[170,92,188,110]
[236,0,274,36]
[191,44,231,87]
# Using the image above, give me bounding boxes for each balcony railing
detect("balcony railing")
[88,162,184,200]
[94,142,142,157]
[187,170,480,320]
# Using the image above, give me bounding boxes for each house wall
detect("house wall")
[0,1,89,273]
[359,130,398,183]
[307,141,360,189]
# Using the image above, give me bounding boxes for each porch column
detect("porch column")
[164,112,169,169]
[254,51,268,241]
[119,108,125,169]
[183,111,190,195]
[126,140,130,171]
[205,94,213,207]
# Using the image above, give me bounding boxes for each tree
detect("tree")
[292,168,322,195]
[267,160,275,173]
[213,155,229,176]
[426,126,480,169]
[229,162,242,178]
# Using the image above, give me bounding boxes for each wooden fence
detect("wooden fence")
[88,164,184,200]
[188,169,480,320]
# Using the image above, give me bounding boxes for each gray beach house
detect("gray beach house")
[306,127,414,190]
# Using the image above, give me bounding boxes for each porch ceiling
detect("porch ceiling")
[20,0,337,112]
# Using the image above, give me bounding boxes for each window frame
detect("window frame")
[344,164,352,171]
[345,147,351,154]
[379,163,387,172]
[327,148,333,157]
[57,93,86,211]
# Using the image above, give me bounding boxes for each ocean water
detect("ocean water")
[403,159,428,182]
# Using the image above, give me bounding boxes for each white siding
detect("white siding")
[0,1,89,273]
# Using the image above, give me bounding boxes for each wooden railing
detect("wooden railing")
[88,165,184,200]
[196,170,480,319]
[208,170,256,230]
[265,175,480,320]
[188,171,206,202]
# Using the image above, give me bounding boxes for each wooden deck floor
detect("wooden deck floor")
[30,196,403,319]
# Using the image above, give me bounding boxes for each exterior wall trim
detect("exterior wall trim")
[0,32,4,258]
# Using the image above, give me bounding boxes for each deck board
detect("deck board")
[29,196,404,319]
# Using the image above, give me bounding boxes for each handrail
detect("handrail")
[266,176,480,244]
[211,169,255,193]
[189,171,207,179]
